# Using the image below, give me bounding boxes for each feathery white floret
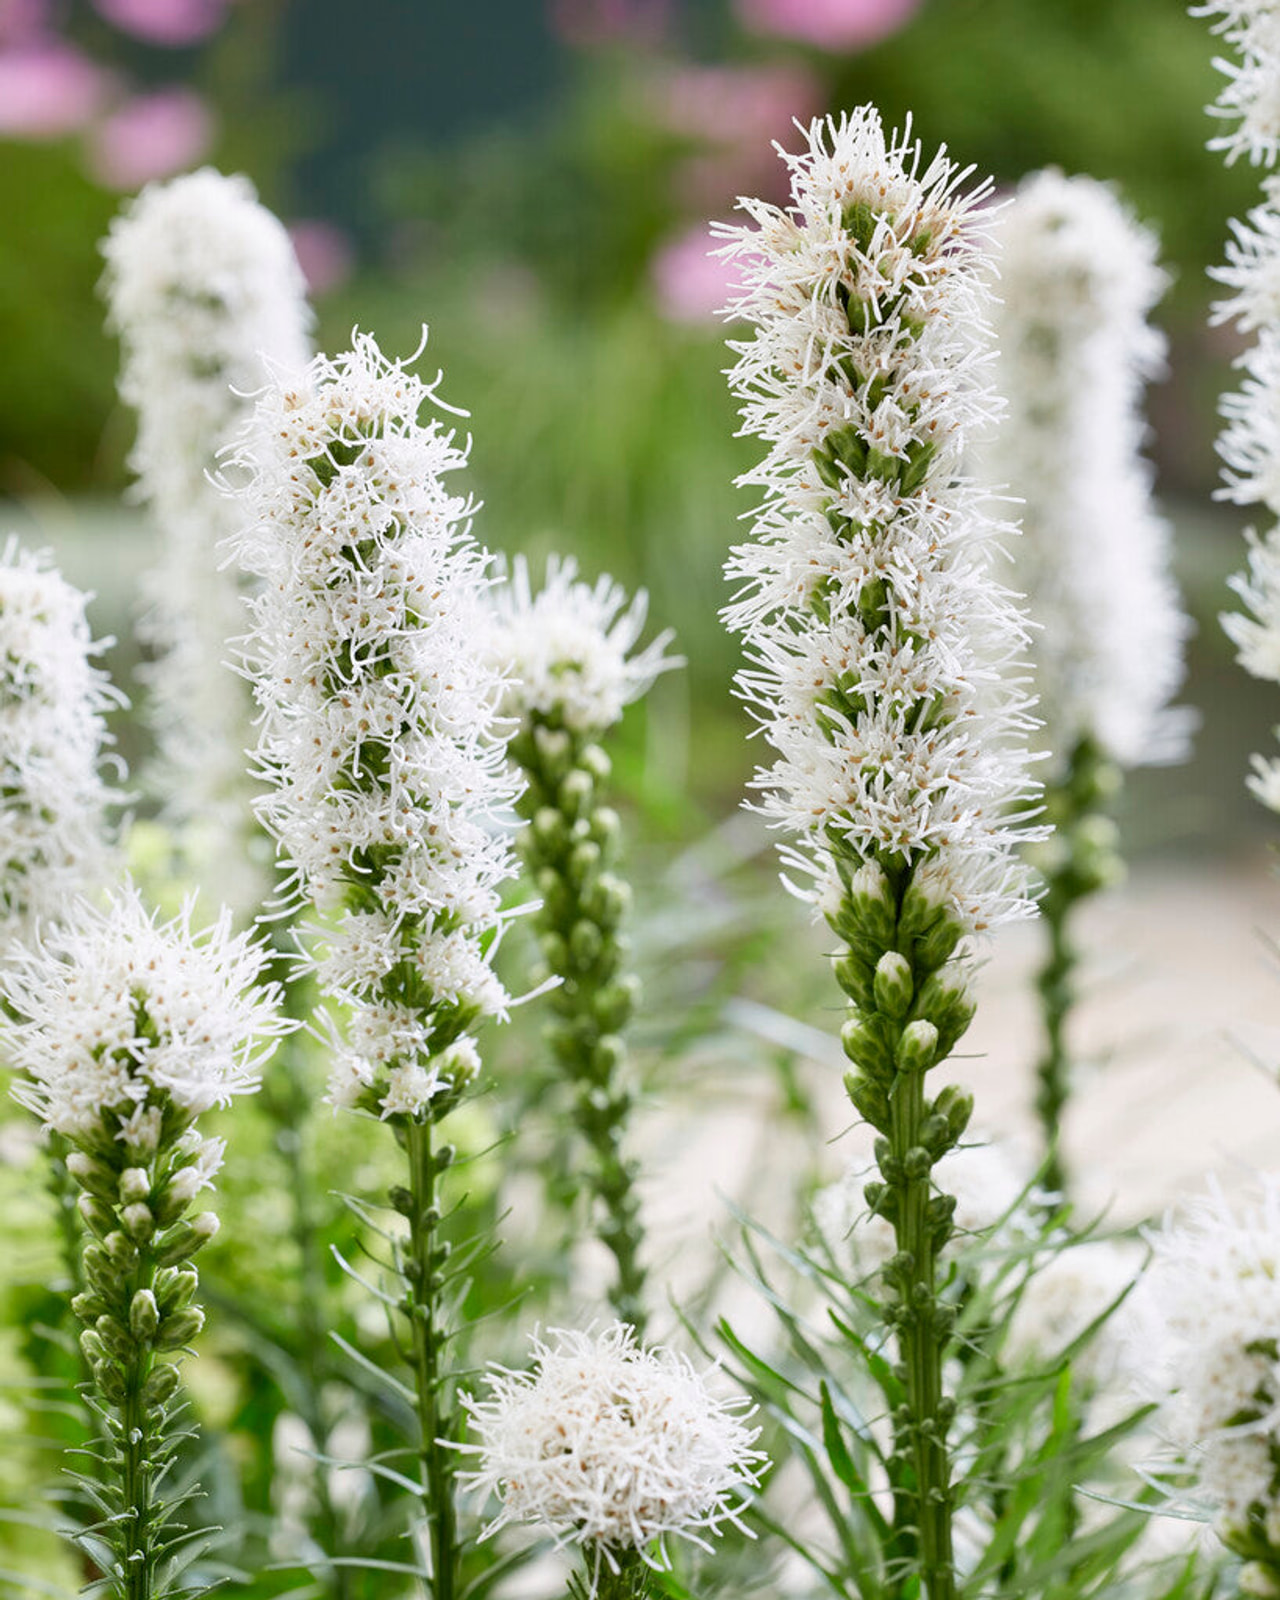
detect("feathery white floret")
[1,879,285,1139]
[0,540,120,949]
[987,171,1190,776]
[717,107,1042,934]
[485,555,679,735]
[228,331,520,1116]
[101,169,312,894]
[1195,1,1280,166]
[458,1323,765,1580]
[1129,1178,1280,1543]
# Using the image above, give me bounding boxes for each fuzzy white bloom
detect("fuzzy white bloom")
[485,555,679,735]
[987,171,1190,776]
[716,108,1042,935]
[0,541,120,949]
[1128,1178,1280,1546]
[1006,1237,1143,1387]
[228,331,519,1116]
[1195,1,1280,166]
[101,168,312,899]
[458,1323,766,1580]
[815,1135,1030,1277]
[0,879,286,1139]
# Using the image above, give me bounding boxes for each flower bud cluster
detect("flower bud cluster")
[1129,1178,1280,1581]
[101,169,312,899]
[458,1323,765,1584]
[0,540,120,949]
[987,170,1189,779]
[229,332,521,1118]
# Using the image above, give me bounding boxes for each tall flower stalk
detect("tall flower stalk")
[986,171,1190,1190]
[485,555,677,1332]
[717,108,1042,1597]
[101,167,312,906]
[229,331,521,1598]
[1198,2,1280,810]
[1,883,286,1600]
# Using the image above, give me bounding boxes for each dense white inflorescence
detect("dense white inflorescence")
[229,331,520,1117]
[1129,1179,1280,1552]
[1197,6,1280,809]
[0,540,120,949]
[1,880,285,1140]
[101,169,312,892]
[717,107,1042,936]
[987,171,1190,777]
[485,554,679,735]
[458,1323,765,1579]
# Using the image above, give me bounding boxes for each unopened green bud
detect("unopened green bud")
[70,1291,107,1324]
[441,1038,481,1089]
[143,1364,181,1407]
[841,1011,896,1078]
[896,1019,938,1075]
[118,1167,151,1206]
[593,975,640,1031]
[122,1203,155,1241]
[80,1329,106,1365]
[533,725,572,772]
[539,930,569,972]
[569,919,604,969]
[567,839,601,885]
[130,1289,160,1341]
[155,1212,218,1267]
[591,1034,625,1075]
[105,1230,138,1270]
[846,862,897,947]
[590,807,622,848]
[903,1145,932,1179]
[532,806,566,849]
[65,1152,116,1202]
[912,968,975,1056]
[873,951,914,1019]
[155,1267,198,1313]
[95,1360,127,1405]
[580,744,611,783]
[156,1305,205,1350]
[94,1314,132,1362]
[559,769,594,819]
[833,950,875,1008]
[77,1193,115,1238]
[586,872,630,925]
[932,1084,974,1145]
[844,1070,889,1128]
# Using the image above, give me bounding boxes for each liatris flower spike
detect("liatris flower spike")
[1198,3,1280,810]
[1,880,286,1598]
[987,170,1190,1188]
[101,168,312,905]
[458,1323,766,1600]
[717,107,1043,1599]
[485,555,679,1332]
[1131,1178,1280,1595]
[229,329,522,1595]
[0,538,121,952]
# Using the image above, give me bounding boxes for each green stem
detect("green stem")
[404,1116,457,1600]
[1033,888,1075,1197]
[119,1306,157,1600]
[889,1063,955,1600]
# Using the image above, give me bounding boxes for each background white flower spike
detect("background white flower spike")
[101,168,312,904]
[0,538,121,951]
[458,1322,766,1594]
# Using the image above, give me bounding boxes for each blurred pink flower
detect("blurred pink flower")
[736,0,922,51]
[0,41,110,138]
[0,0,48,48]
[650,223,745,324]
[550,0,668,48]
[287,219,354,297]
[651,62,820,145]
[91,0,228,46]
[86,86,212,188]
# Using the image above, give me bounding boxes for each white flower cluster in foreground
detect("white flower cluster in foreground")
[459,1323,765,1580]
[101,169,311,892]
[988,171,1189,776]
[230,332,520,1116]
[1194,0,1280,167]
[815,1135,1030,1278]
[485,555,679,735]
[717,108,1041,934]
[0,540,119,948]
[1129,1179,1280,1550]
[1,880,285,1140]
